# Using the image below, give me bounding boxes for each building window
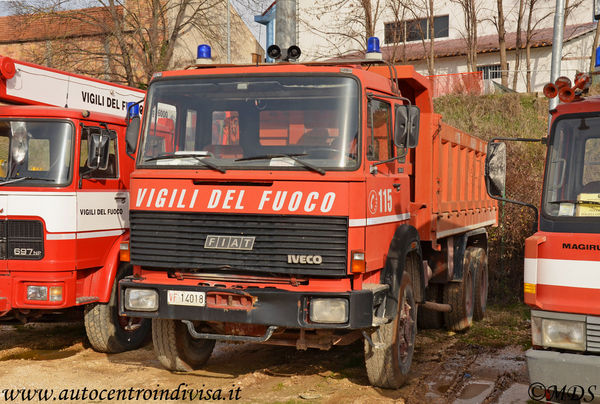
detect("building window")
[384,15,449,43]
[477,64,507,80]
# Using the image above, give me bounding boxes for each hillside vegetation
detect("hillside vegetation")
[434,94,548,303]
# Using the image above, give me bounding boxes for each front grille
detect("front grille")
[130,211,348,276]
[0,220,44,260]
[587,315,600,352]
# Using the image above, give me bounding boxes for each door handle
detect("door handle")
[114,195,127,203]
[393,183,401,191]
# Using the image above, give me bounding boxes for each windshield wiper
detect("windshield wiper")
[548,199,600,206]
[145,152,226,173]
[0,177,56,186]
[235,153,325,175]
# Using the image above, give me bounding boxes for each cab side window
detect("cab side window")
[367,99,392,161]
[80,128,118,178]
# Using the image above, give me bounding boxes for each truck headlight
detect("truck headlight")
[27,285,47,301]
[531,312,585,351]
[124,288,158,311]
[309,298,348,324]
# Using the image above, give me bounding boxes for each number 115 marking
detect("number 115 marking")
[378,188,392,213]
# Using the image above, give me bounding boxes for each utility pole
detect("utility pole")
[275,0,297,60]
[549,0,565,113]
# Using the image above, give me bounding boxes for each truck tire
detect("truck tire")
[364,257,417,389]
[443,249,475,331]
[84,263,151,353]
[472,247,488,321]
[153,318,215,372]
[417,284,444,329]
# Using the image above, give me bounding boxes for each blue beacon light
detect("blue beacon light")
[197,45,212,64]
[366,37,382,60]
[127,102,139,117]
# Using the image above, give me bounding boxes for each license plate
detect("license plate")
[167,290,206,307]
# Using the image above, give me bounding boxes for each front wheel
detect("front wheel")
[84,264,151,353]
[364,262,417,388]
[152,319,215,372]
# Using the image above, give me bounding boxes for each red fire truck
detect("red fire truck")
[120,44,496,387]
[0,55,152,353]
[486,75,600,399]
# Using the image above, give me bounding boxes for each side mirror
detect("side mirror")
[485,142,507,198]
[394,105,420,148]
[87,129,110,170]
[126,116,140,157]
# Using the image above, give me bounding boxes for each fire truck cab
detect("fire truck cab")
[120,49,496,387]
[0,55,150,353]
[486,77,600,399]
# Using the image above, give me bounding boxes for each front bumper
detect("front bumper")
[0,271,76,314]
[119,278,375,329]
[527,349,600,395]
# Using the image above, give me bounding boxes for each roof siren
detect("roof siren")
[366,37,382,61]
[266,45,301,62]
[542,74,590,103]
[196,45,213,65]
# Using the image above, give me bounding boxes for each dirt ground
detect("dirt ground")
[0,307,532,404]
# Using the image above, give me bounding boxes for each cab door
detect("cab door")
[76,124,128,270]
[364,93,411,272]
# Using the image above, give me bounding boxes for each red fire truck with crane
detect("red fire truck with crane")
[486,73,600,400]
[119,40,496,387]
[0,55,152,353]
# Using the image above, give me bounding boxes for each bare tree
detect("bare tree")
[300,0,385,59]
[388,0,410,64]
[524,0,552,92]
[7,0,226,87]
[387,0,436,74]
[512,0,525,90]
[452,0,479,72]
[496,0,508,86]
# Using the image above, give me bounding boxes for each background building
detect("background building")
[0,1,264,88]
[258,0,596,93]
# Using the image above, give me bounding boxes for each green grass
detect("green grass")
[458,304,531,349]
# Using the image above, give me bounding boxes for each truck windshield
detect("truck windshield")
[0,120,73,186]
[138,76,360,171]
[543,116,600,219]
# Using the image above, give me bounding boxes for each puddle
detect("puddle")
[453,380,495,404]
[0,347,81,361]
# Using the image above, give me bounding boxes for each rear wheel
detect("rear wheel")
[443,250,475,331]
[417,283,444,329]
[84,263,151,353]
[153,319,215,372]
[364,256,418,389]
[472,247,488,321]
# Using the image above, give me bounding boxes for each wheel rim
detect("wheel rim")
[397,288,416,365]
